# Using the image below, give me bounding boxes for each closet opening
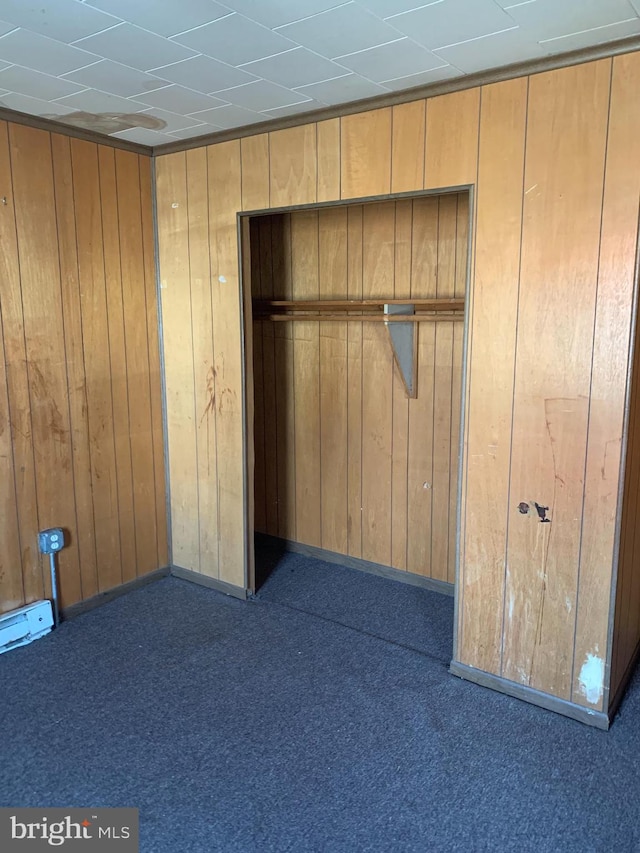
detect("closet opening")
[240,189,471,651]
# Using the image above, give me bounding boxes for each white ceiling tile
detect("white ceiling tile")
[62,60,169,97]
[355,0,441,16]
[215,79,311,111]
[152,55,257,93]
[111,126,175,144]
[54,88,147,113]
[0,65,87,100]
[190,104,266,128]
[539,16,640,51]
[166,124,224,139]
[84,0,230,37]
[137,85,228,114]
[631,0,640,14]
[172,14,296,66]
[0,28,100,75]
[295,73,388,104]
[277,3,405,58]
[337,38,445,83]
[0,91,77,116]
[389,0,517,49]
[504,0,639,40]
[216,0,348,28]
[138,107,205,132]
[241,47,348,88]
[262,99,326,118]
[74,22,197,71]
[435,26,548,73]
[380,63,462,90]
[0,0,120,43]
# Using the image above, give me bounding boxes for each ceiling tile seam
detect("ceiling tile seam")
[210,81,314,107]
[236,45,356,76]
[273,5,429,46]
[70,21,200,59]
[64,18,125,42]
[539,18,640,45]
[383,0,447,21]
[333,35,448,63]
[48,80,235,108]
[269,0,354,29]
[167,11,236,40]
[432,25,520,52]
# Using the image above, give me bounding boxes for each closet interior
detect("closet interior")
[247,191,470,591]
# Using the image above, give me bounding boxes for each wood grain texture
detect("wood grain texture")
[317,119,340,202]
[207,140,245,587]
[155,152,200,573]
[575,52,640,710]
[458,77,527,674]
[269,125,317,208]
[502,61,611,698]
[240,134,269,211]
[0,121,164,617]
[340,109,392,200]
[424,88,480,190]
[392,101,425,194]
[250,196,466,580]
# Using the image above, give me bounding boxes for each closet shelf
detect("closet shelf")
[257,312,464,323]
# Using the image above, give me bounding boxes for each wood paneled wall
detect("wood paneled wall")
[155,51,640,718]
[251,195,467,582]
[0,121,167,616]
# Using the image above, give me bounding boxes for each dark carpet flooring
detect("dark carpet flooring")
[1,551,639,852]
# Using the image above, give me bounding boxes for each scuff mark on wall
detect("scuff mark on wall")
[578,652,604,705]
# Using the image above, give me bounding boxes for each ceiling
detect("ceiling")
[0,0,637,148]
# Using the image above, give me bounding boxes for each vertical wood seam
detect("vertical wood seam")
[49,132,83,599]
[570,58,615,701]
[498,76,531,677]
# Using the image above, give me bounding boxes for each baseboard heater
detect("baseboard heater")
[0,600,53,655]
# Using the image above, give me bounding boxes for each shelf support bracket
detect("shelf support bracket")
[384,303,417,398]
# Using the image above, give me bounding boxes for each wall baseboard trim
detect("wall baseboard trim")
[61,567,171,620]
[171,565,248,600]
[608,636,640,723]
[256,533,454,597]
[450,661,610,730]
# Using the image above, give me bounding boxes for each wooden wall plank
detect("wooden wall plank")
[272,214,296,541]
[574,52,640,710]
[97,146,136,588]
[184,147,219,575]
[115,150,158,579]
[269,125,317,208]
[361,201,394,566]
[341,109,392,200]
[502,61,611,698]
[390,199,412,570]
[457,77,527,673]
[292,210,321,547]
[425,88,480,190]
[317,119,341,202]
[207,140,245,587]
[155,152,200,571]
[0,122,43,609]
[139,155,168,568]
[407,197,438,576]
[391,101,426,194]
[319,206,348,554]
[241,134,270,211]
[11,124,81,608]
[347,205,363,559]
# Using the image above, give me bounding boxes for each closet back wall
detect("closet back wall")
[251,195,468,583]
[0,121,167,615]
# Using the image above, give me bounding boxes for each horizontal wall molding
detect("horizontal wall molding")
[0,105,152,155]
[61,567,171,620]
[450,662,611,731]
[154,37,640,156]
[171,565,248,600]
[258,534,455,597]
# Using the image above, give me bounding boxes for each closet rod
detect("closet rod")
[254,298,464,312]
[256,313,464,323]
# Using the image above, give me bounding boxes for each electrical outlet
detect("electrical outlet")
[38,528,65,554]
